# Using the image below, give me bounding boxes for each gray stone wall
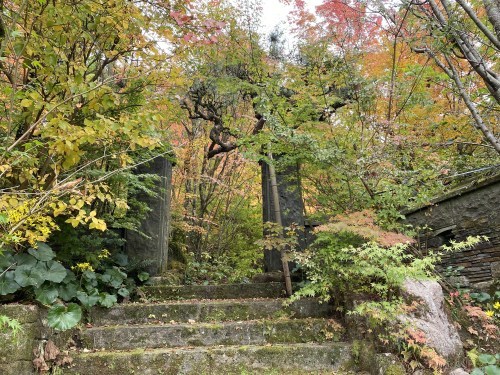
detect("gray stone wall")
[125,156,173,276]
[261,160,308,272]
[0,304,40,375]
[404,175,500,288]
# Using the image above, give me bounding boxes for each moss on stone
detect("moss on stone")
[374,353,406,375]
[384,364,407,375]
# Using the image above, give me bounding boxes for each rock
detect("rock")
[251,271,283,283]
[491,261,500,278]
[449,369,469,375]
[125,156,173,276]
[473,280,493,292]
[447,275,470,288]
[374,353,406,375]
[402,279,463,366]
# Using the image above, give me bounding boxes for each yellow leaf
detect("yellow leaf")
[89,217,106,231]
[20,99,32,107]
[65,218,80,228]
[8,198,19,207]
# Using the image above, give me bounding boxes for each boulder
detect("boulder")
[449,369,469,375]
[402,279,463,366]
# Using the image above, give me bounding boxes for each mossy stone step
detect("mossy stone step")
[79,318,344,351]
[64,343,353,375]
[140,282,286,300]
[88,298,332,326]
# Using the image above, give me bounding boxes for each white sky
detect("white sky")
[260,0,323,34]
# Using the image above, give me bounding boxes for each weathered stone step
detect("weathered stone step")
[88,298,332,326]
[80,318,344,351]
[64,343,353,375]
[140,282,286,300]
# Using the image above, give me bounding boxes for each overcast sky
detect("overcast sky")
[260,0,323,34]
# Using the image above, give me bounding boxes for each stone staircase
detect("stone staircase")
[63,282,354,374]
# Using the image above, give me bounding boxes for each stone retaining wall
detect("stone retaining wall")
[404,174,500,289]
[0,304,41,375]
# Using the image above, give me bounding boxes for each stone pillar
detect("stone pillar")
[126,156,172,276]
[261,159,307,272]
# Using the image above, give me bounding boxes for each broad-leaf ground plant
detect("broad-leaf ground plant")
[0,242,149,330]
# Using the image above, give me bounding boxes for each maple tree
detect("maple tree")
[278,0,498,225]
[297,0,500,152]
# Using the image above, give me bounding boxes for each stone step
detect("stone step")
[140,282,286,300]
[64,343,353,375]
[88,298,332,326]
[79,318,344,351]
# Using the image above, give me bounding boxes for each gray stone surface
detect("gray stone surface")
[402,280,463,365]
[491,261,500,278]
[0,304,41,375]
[262,157,311,272]
[404,174,500,287]
[374,353,406,375]
[261,160,307,272]
[80,318,343,350]
[65,343,353,375]
[88,297,333,326]
[125,155,173,276]
[141,282,287,300]
[449,369,469,375]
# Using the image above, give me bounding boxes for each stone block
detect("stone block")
[402,280,463,367]
[0,304,41,375]
[125,156,173,276]
[491,261,500,278]
[66,343,353,375]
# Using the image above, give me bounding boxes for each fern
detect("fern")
[0,314,22,338]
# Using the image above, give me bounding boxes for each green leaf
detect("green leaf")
[484,365,500,375]
[58,282,78,301]
[117,287,130,298]
[99,293,117,308]
[471,369,485,375]
[113,253,129,267]
[35,283,59,305]
[83,277,98,290]
[471,292,491,303]
[83,270,97,281]
[98,273,111,283]
[62,270,77,284]
[76,290,99,308]
[479,354,497,365]
[43,261,67,283]
[0,271,20,295]
[28,243,55,261]
[14,264,45,287]
[0,213,9,224]
[104,267,126,288]
[137,272,149,282]
[47,303,82,331]
[0,252,15,269]
[20,98,32,107]
[14,253,37,267]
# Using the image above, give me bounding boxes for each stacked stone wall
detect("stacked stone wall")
[0,304,41,375]
[405,176,500,288]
